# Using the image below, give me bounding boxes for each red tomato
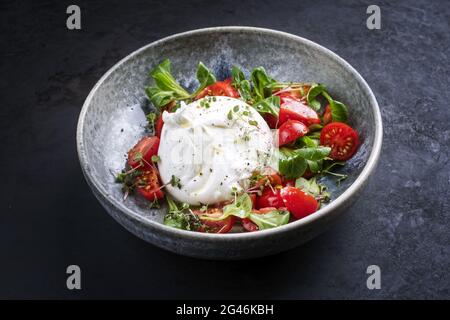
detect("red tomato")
[320,122,360,160]
[249,193,257,208]
[279,96,320,127]
[127,136,160,169]
[256,188,283,209]
[153,101,176,138]
[283,179,296,187]
[195,78,239,100]
[155,113,164,138]
[278,120,309,146]
[242,218,258,232]
[279,186,318,220]
[254,167,283,188]
[323,104,332,125]
[194,208,235,233]
[135,168,164,201]
[263,113,279,129]
[302,169,315,179]
[242,207,278,232]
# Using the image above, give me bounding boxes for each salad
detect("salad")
[115,59,360,233]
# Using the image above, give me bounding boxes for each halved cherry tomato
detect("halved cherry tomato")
[320,122,360,160]
[242,207,279,232]
[155,113,164,138]
[194,78,240,100]
[194,208,235,233]
[278,120,309,146]
[254,167,283,189]
[263,113,279,129]
[323,104,332,125]
[256,188,282,209]
[127,136,160,169]
[135,168,164,201]
[279,96,321,127]
[302,169,315,179]
[283,179,296,187]
[279,186,318,220]
[153,101,177,138]
[249,193,257,208]
[242,218,258,232]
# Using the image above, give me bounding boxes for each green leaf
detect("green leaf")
[200,193,253,221]
[295,146,331,161]
[295,177,320,196]
[307,159,322,173]
[196,62,216,92]
[329,100,349,123]
[307,83,326,111]
[231,66,252,102]
[250,67,276,101]
[300,136,319,148]
[295,176,329,202]
[252,96,280,116]
[163,196,199,230]
[150,59,189,96]
[145,87,176,110]
[146,59,190,109]
[170,175,182,188]
[278,148,308,179]
[248,210,290,230]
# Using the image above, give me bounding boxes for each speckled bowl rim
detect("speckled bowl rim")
[77,26,383,241]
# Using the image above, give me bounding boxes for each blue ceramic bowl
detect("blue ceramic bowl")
[77,27,382,259]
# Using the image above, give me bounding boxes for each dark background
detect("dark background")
[1,0,449,299]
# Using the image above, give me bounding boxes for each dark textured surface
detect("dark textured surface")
[0,0,448,299]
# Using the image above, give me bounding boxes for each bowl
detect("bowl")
[77,27,382,260]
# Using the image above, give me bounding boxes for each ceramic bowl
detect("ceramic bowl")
[77,27,382,259]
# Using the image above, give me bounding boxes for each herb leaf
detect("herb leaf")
[252,96,280,116]
[145,59,190,110]
[231,66,253,102]
[250,67,276,101]
[295,146,331,161]
[248,209,290,230]
[196,62,216,92]
[329,99,349,123]
[170,175,182,188]
[307,83,326,111]
[295,176,330,202]
[163,196,200,231]
[278,148,308,179]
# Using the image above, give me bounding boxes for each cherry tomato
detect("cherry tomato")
[279,96,320,127]
[194,208,235,233]
[127,136,160,169]
[249,193,257,208]
[263,113,279,129]
[135,168,164,201]
[242,207,278,232]
[302,169,315,179]
[320,122,360,160]
[283,179,296,187]
[153,101,176,138]
[256,188,282,209]
[242,218,258,232]
[155,113,164,138]
[254,167,283,188]
[279,186,318,220]
[278,120,309,146]
[195,78,239,100]
[323,104,332,125]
